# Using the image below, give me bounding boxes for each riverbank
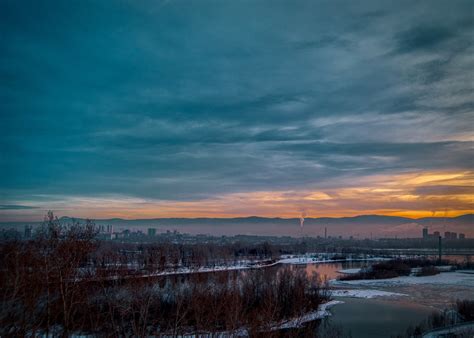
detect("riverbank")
[98,253,390,280]
[332,271,474,287]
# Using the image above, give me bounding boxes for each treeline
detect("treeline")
[1,213,329,336]
[87,268,328,336]
[339,258,454,281]
[92,240,279,277]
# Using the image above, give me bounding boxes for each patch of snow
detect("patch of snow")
[337,268,361,274]
[435,266,454,272]
[272,300,344,330]
[329,289,407,298]
[331,272,474,287]
[278,257,388,265]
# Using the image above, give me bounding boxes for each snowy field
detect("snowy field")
[331,271,474,287]
[329,289,407,299]
[273,300,344,329]
[337,268,362,274]
[278,256,388,265]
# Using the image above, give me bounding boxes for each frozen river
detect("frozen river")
[325,297,433,338]
[281,261,474,337]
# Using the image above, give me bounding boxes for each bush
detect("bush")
[416,266,439,277]
[398,299,474,337]
[339,259,411,281]
[457,299,474,321]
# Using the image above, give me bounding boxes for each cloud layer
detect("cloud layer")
[1,0,473,221]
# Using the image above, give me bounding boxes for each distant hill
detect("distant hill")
[2,214,472,238]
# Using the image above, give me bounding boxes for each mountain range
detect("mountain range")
[2,214,472,238]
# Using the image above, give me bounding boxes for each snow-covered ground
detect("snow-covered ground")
[339,266,455,276]
[337,268,362,274]
[110,255,388,279]
[329,289,407,298]
[331,271,474,287]
[278,256,388,265]
[150,264,257,276]
[273,300,344,330]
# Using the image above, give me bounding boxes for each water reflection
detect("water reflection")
[304,261,372,280]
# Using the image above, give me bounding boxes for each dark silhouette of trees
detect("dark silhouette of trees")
[1,212,97,336]
[1,213,330,336]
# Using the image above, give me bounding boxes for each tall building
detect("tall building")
[433,231,440,237]
[148,228,156,236]
[444,231,458,239]
[459,233,466,239]
[24,225,32,239]
[106,225,114,234]
[422,228,429,239]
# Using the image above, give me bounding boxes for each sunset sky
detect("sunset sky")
[1,0,473,221]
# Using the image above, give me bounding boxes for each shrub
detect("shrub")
[457,299,474,321]
[339,259,411,281]
[416,266,439,277]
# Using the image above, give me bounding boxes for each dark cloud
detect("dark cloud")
[413,185,474,196]
[0,205,39,210]
[0,0,472,214]
[393,26,456,54]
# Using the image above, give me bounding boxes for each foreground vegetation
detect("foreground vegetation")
[338,258,453,281]
[394,300,474,338]
[1,214,330,336]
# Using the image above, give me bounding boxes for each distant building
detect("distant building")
[106,225,114,234]
[433,231,440,237]
[459,233,466,239]
[148,228,156,237]
[444,231,457,239]
[422,228,429,239]
[24,225,32,239]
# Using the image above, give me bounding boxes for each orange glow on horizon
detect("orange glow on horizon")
[1,170,473,221]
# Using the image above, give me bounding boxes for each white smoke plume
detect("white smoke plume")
[299,211,306,228]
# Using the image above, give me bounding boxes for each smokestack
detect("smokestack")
[299,212,306,228]
[438,236,442,262]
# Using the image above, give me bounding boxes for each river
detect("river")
[280,260,473,337]
[325,297,434,338]
[157,257,473,337]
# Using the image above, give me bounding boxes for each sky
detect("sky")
[1,0,473,221]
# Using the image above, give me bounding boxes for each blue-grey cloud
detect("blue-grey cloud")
[0,205,39,210]
[1,0,473,216]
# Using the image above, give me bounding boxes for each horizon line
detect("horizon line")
[1,213,472,223]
